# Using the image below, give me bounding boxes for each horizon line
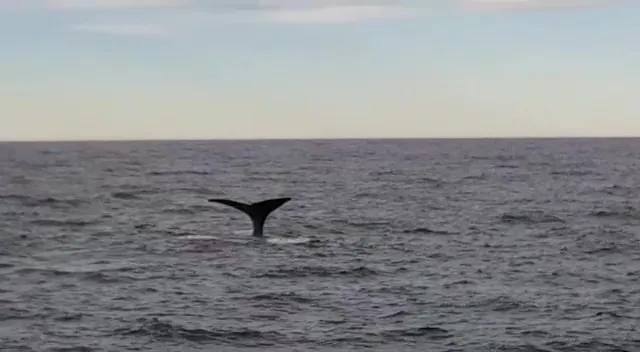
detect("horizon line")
[2,135,640,144]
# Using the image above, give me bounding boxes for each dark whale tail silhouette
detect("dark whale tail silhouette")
[207,197,291,237]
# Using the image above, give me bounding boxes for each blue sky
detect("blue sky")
[1,0,639,140]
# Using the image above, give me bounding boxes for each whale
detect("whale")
[207,197,291,237]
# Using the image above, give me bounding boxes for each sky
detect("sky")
[1,0,639,140]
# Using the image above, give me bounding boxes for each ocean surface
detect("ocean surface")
[1,138,639,352]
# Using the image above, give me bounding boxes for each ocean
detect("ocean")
[1,138,639,352]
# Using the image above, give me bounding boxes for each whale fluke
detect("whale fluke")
[207,197,291,237]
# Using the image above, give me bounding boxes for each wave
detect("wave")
[248,291,313,304]
[117,317,286,347]
[589,206,640,220]
[30,218,101,227]
[403,227,454,235]
[146,170,210,176]
[255,265,380,279]
[0,194,88,208]
[500,211,565,224]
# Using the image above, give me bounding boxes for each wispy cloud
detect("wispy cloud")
[175,4,426,26]
[37,0,426,32]
[72,24,169,36]
[260,5,423,24]
[4,0,632,12]
[36,0,632,38]
[461,0,634,12]
[46,0,191,10]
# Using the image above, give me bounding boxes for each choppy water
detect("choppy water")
[1,138,639,352]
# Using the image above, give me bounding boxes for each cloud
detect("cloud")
[38,0,426,27]
[460,0,633,12]
[5,0,632,13]
[72,24,169,36]
[60,3,423,38]
[43,0,428,15]
[175,4,425,26]
[45,0,191,10]
[260,5,424,24]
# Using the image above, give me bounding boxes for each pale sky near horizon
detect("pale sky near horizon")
[1,0,639,141]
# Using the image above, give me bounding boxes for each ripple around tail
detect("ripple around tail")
[176,235,248,243]
[175,234,316,245]
[266,237,315,245]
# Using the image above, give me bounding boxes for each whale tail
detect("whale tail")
[207,197,291,237]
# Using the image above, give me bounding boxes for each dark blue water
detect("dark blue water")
[1,138,639,352]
